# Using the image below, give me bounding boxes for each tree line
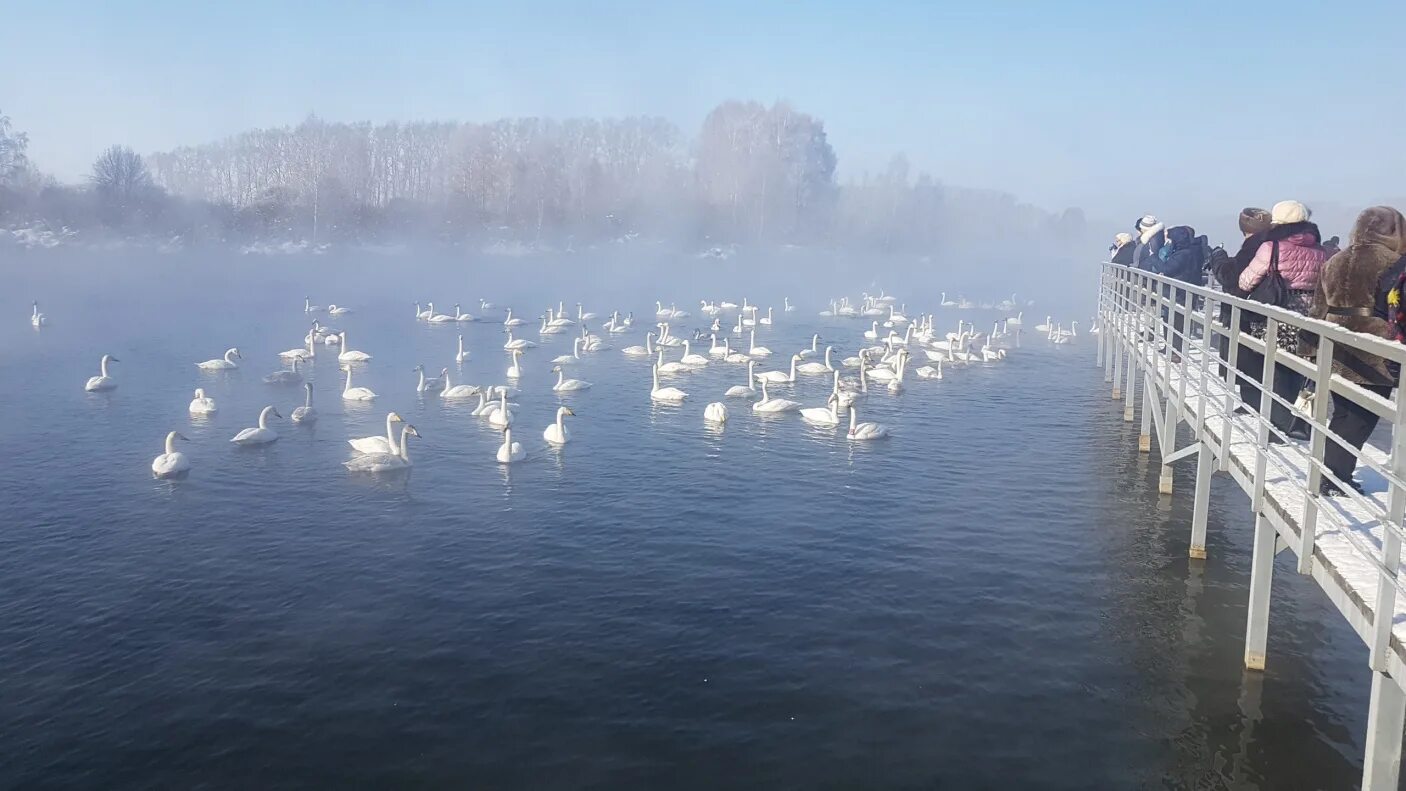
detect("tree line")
[0,102,1087,252]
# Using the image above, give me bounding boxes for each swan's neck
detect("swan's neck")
[399,426,413,461]
[652,365,660,390]
[761,379,769,401]
[344,367,354,392]
[418,369,426,388]
[556,368,565,386]
[100,356,110,377]
[304,386,313,407]
[258,407,273,430]
[556,409,567,430]
[165,432,178,455]
[225,349,237,363]
[824,347,831,366]
[849,407,858,432]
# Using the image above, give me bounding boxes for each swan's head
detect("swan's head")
[266,407,283,420]
[193,388,205,398]
[388,412,404,422]
[304,382,313,393]
[561,407,575,417]
[230,348,242,359]
[405,425,421,439]
[414,364,424,373]
[552,365,563,373]
[104,354,119,364]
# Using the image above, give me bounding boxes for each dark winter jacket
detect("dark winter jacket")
[1301,207,1406,385]
[1153,226,1206,285]
[1135,225,1166,271]
[1215,231,1269,330]
[1111,240,1135,265]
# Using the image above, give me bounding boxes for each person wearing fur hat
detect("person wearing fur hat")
[1237,200,1330,440]
[1302,206,1406,495]
[1133,214,1165,270]
[1110,232,1136,265]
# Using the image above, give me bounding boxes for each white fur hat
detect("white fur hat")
[1271,200,1310,225]
[1136,214,1159,230]
[1114,232,1134,245]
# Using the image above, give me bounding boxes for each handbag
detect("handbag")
[1246,241,1289,308]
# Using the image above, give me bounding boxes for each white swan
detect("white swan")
[552,337,583,364]
[539,312,567,335]
[503,308,526,327]
[656,348,691,375]
[754,354,799,384]
[940,292,957,307]
[151,431,191,478]
[440,368,478,399]
[547,306,575,328]
[847,405,889,440]
[341,365,377,401]
[623,334,655,357]
[304,297,324,313]
[797,334,821,359]
[1006,311,1024,328]
[505,348,525,380]
[292,382,318,424]
[279,339,314,360]
[576,303,597,321]
[337,332,372,362]
[503,330,537,350]
[758,306,773,326]
[916,361,944,379]
[231,406,281,445]
[346,424,420,472]
[704,402,729,423]
[784,297,796,313]
[679,340,709,367]
[263,357,303,385]
[543,406,575,445]
[428,303,457,323]
[863,321,880,341]
[708,333,728,357]
[455,305,477,322]
[188,387,217,414]
[85,354,119,391]
[496,426,526,463]
[1034,316,1054,333]
[748,330,772,358]
[31,301,45,327]
[796,346,834,375]
[752,379,801,413]
[349,412,403,454]
[456,334,471,363]
[725,361,758,398]
[480,299,497,312]
[470,390,498,416]
[722,337,751,364]
[415,302,432,320]
[327,304,352,315]
[800,394,842,425]
[650,364,688,403]
[415,364,445,392]
[552,365,591,391]
[197,347,242,370]
[488,391,515,428]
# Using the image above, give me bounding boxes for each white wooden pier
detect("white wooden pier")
[1096,263,1406,789]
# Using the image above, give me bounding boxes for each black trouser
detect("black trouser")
[1236,348,1302,431]
[1324,384,1393,487]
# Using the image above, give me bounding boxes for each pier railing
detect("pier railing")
[1095,262,1406,790]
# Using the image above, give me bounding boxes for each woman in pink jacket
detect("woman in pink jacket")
[1236,200,1330,441]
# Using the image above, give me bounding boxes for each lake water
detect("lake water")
[0,248,1376,788]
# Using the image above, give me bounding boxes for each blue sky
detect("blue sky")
[3,0,1403,233]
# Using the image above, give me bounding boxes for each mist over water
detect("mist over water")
[0,249,1375,788]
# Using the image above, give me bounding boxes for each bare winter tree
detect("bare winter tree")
[91,145,154,205]
[0,110,30,186]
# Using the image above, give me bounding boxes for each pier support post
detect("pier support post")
[1189,441,1212,558]
[1362,671,1406,791]
[1123,339,1137,421]
[1139,372,1154,449]
[1244,514,1276,671]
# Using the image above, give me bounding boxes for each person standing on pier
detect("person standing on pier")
[1212,208,1273,382]
[1110,232,1136,265]
[1302,206,1406,496]
[1152,225,1208,354]
[1133,215,1165,269]
[1238,200,1329,440]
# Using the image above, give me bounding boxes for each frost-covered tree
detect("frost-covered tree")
[0,110,30,186]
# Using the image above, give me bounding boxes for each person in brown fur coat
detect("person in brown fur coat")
[1302,206,1406,495]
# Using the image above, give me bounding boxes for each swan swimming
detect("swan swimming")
[656,347,691,375]
[752,379,801,413]
[304,296,324,313]
[846,404,890,440]
[189,388,217,414]
[704,402,729,424]
[796,346,834,375]
[337,332,372,362]
[341,365,377,401]
[263,357,304,385]
[197,348,242,370]
[650,363,687,403]
[725,361,758,398]
[503,330,537,350]
[151,431,191,478]
[748,330,772,358]
[488,391,515,427]
[231,406,282,445]
[327,304,352,315]
[800,394,842,425]
[797,333,821,359]
[349,412,404,454]
[85,354,119,391]
[279,339,314,360]
[552,366,592,391]
[291,382,318,424]
[506,348,525,379]
[552,337,583,365]
[622,333,654,357]
[31,301,45,327]
[455,334,471,363]
[415,364,445,392]
[543,406,576,445]
[754,354,799,384]
[345,424,420,472]
[496,426,526,463]
[678,340,709,367]
[440,368,478,399]
[503,308,527,327]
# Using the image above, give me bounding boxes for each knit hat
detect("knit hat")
[1238,207,1272,236]
[1135,214,1159,231]
[1350,206,1406,255]
[1270,200,1310,225]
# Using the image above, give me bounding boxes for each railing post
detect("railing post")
[1252,319,1280,512]
[1369,381,1406,673]
[1221,306,1242,473]
[1124,275,1140,422]
[1190,440,1212,559]
[1244,513,1276,671]
[1096,267,1107,369]
[1298,337,1335,574]
[1362,671,1406,791]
